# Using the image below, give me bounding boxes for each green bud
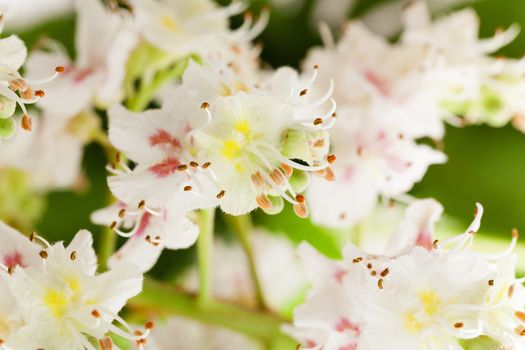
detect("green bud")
[289,170,310,194]
[0,117,16,139]
[480,86,504,115]
[260,195,284,215]
[0,96,16,119]
[459,336,501,350]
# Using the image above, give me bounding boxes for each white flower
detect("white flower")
[130,0,268,60]
[288,202,525,350]
[25,0,137,119]
[384,198,443,256]
[0,13,59,141]
[401,1,525,129]
[108,60,335,217]
[0,222,147,350]
[0,220,40,272]
[91,190,215,273]
[360,247,490,350]
[302,20,446,228]
[307,109,445,227]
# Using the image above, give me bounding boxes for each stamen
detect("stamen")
[293,200,308,218]
[251,171,266,189]
[256,194,272,210]
[378,279,384,289]
[30,232,51,248]
[21,114,32,131]
[280,163,293,177]
[39,250,48,259]
[217,190,225,199]
[70,251,77,261]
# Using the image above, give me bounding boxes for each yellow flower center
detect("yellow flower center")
[234,119,251,137]
[404,290,441,333]
[222,140,241,160]
[161,15,178,32]
[44,289,70,318]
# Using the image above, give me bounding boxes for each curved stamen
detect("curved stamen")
[143,205,163,217]
[24,70,61,85]
[300,65,319,93]
[478,234,518,260]
[297,79,334,111]
[114,221,140,238]
[295,98,337,125]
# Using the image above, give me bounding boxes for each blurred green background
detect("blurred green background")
[8,0,525,273]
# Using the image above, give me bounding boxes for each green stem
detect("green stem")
[224,214,266,309]
[93,128,119,271]
[197,208,216,305]
[98,226,117,271]
[127,58,190,112]
[129,278,294,345]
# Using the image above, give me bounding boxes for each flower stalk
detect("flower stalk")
[224,213,267,309]
[197,208,216,306]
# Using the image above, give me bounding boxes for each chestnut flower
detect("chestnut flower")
[0,222,148,350]
[107,60,335,218]
[287,201,525,350]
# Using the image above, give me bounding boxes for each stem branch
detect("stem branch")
[224,214,267,309]
[197,208,216,305]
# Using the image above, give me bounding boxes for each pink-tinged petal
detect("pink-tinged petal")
[25,50,100,119]
[0,221,41,270]
[149,157,181,178]
[385,198,443,256]
[149,130,182,149]
[108,165,188,207]
[378,142,447,197]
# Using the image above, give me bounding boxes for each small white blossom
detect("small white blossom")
[303,21,446,228]
[288,201,525,350]
[91,190,216,272]
[0,222,147,350]
[402,1,525,130]
[108,59,335,217]
[130,0,268,60]
[25,0,137,119]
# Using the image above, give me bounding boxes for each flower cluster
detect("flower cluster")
[305,0,525,228]
[0,221,146,350]
[287,200,525,349]
[0,13,60,142]
[101,54,335,271]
